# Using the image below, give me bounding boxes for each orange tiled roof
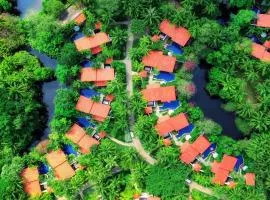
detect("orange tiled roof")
[95,81,108,87]
[21,167,39,183]
[211,161,220,174]
[251,43,270,62]
[91,46,103,54]
[98,131,107,138]
[46,150,67,168]
[76,95,94,114]
[193,163,202,172]
[76,96,111,121]
[23,181,41,197]
[219,155,237,172]
[105,57,113,64]
[80,68,115,82]
[54,161,75,180]
[228,181,237,189]
[192,135,211,154]
[139,70,148,78]
[142,85,176,103]
[151,35,160,42]
[212,168,229,185]
[74,13,86,25]
[66,124,86,144]
[145,107,153,114]
[160,19,191,46]
[148,197,161,200]
[163,138,172,146]
[263,40,270,49]
[155,113,189,136]
[245,173,255,186]
[105,94,115,102]
[180,145,199,164]
[77,134,99,154]
[74,32,110,51]
[95,21,102,30]
[256,14,270,28]
[142,51,176,73]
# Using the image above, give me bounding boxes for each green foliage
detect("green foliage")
[235,117,252,135]
[0,0,11,12]
[228,0,255,8]
[42,0,65,18]
[110,27,128,48]
[131,19,146,36]
[145,164,191,199]
[55,64,80,84]
[26,14,66,57]
[192,189,218,200]
[231,10,255,27]
[57,42,83,66]
[0,14,25,57]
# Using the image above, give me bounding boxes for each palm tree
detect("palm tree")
[142,7,161,27]
[110,28,128,47]
[249,112,270,132]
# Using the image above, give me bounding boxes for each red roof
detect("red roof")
[245,173,255,186]
[145,107,153,114]
[105,57,113,64]
[23,181,41,197]
[219,155,237,172]
[21,167,39,183]
[180,145,199,164]
[139,70,148,78]
[74,13,86,25]
[251,43,270,62]
[74,32,110,51]
[163,138,172,146]
[256,14,270,28]
[228,181,237,189]
[76,96,111,121]
[54,161,75,180]
[151,35,160,42]
[95,21,102,30]
[77,134,99,154]
[155,113,189,136]
[160,19,191,46]
[193,163,202,172]
[66,124,86,144]
[46,150,67,168]
[142,85,176,103]
[91,46,102,54]
[211,161,220,174]
[142,51,176,73]
[263,41,270,49]
[80,68,115,83]
[98,131,107,138]
[212,168,230,185]
[105,94,114,102]
[192,135,211,154]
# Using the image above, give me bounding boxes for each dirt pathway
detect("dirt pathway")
[61,5,82,25]
[189,182,214,196]
[107,136,133,147]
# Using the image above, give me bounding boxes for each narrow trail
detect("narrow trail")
[189,182,214,196]
[107,136,133,147]
[123,23,157,165]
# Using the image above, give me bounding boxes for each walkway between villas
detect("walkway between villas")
[189,182,214,196]
[121,22,157,165]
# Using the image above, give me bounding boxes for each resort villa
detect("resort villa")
[159,19,191,46]
[74,32,111,54]
[21,167,42,197]
[142,51,177,73]
[46,150,76,180]
[76,95,111,122]
[256,13,270,28]
[80,67,115,86]
[66,124,101,154]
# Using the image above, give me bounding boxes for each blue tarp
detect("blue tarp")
[77,117,95,128]
[234,155,244,171]
[160,100,180,111]
[81,60,94,68]
[38,163,49,175]
[63,144,78,156]
[176,124,194,138]
[166,42,183,55]
[202,143,217,159]
[154,72,175,82]
[80,88,99,98]
[71,32,85,41]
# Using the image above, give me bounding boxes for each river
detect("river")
[17,0,61,144]
[191,65,243,140]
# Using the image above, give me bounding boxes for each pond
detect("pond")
[17,0,42,18]
[191,65,243,140]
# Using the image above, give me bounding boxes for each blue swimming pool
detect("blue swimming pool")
[176,124,194,138]
[154,72,175,82]
[63,144,78,156]
[71,32,85,41]
[38,163,50,175]
[166,42,183,55]
[80,88,99,98]
[234,155,244,171]
[202,143,216,159]
[77,117,96,128]
[160,100,180,111]
[81,60,94,68]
